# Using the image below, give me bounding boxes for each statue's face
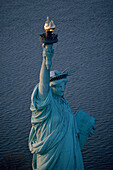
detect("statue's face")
[51,80,67,97]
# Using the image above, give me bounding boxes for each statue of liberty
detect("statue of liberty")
[29,17,95,170]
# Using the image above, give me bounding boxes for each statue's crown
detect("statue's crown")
[50,70,68,82]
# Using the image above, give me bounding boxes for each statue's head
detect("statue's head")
[50,70,68,97]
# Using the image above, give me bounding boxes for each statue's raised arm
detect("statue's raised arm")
[39,17,57,100]
[38,44,54,100]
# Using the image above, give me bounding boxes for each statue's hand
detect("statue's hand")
[42,44,54,70]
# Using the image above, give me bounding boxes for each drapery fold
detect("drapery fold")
[29,84,95,170]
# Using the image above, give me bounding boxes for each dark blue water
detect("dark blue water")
[0,0,113,169]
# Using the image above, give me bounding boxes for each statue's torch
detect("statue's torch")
[40,17,58,69]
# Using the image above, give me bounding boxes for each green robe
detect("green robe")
[29,84,95,170]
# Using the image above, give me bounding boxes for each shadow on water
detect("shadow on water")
[0,152,32,170]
